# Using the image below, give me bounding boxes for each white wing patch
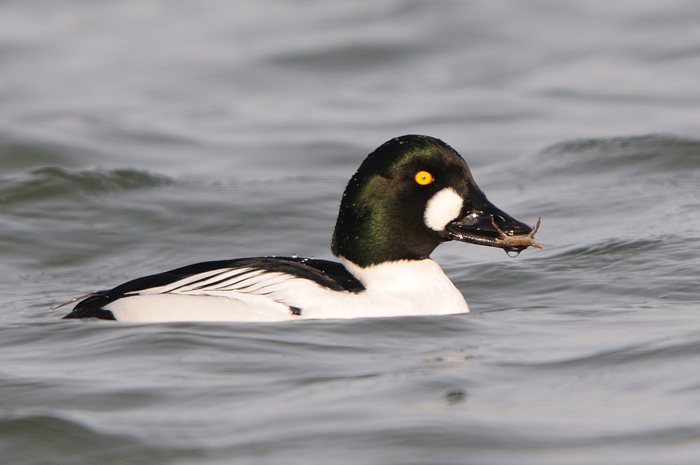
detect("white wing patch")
[106,267,330,322]
[124,267,305,298]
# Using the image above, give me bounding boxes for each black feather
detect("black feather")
[62,257,364,320]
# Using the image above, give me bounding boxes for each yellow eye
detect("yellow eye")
[415,171,433,185]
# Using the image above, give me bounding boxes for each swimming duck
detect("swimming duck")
[62,135,539,322]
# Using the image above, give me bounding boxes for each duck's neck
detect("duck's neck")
[331,200,442,268]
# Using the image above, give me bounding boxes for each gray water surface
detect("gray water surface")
[2,1,700,464]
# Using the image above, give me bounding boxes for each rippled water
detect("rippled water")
[2,1,700,464]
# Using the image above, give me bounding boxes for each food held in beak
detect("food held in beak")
[491,217,544,250]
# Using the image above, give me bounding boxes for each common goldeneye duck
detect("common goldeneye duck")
[61,135,541,322]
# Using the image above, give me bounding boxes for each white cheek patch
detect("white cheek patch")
[424,187,463,231]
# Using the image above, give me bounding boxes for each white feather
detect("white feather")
[423,188,463,231]
[105,259,469,322]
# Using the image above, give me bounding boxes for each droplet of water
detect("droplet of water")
[506,250,521,258]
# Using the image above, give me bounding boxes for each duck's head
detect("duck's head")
[332,135,535,268]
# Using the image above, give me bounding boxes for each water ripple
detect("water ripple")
[542,135,700,173]
[0,167,172,207]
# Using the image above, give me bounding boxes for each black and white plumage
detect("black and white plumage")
[62,135,539,322]
[66,258,364,322]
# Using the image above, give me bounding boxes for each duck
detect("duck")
[61,135,540,322]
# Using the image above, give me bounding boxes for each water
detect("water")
[2,1,700,463]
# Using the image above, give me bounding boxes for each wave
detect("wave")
[541,134,700,173]
[503,328,700,372]
[0,411,197,464]
[0,167,173,208]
